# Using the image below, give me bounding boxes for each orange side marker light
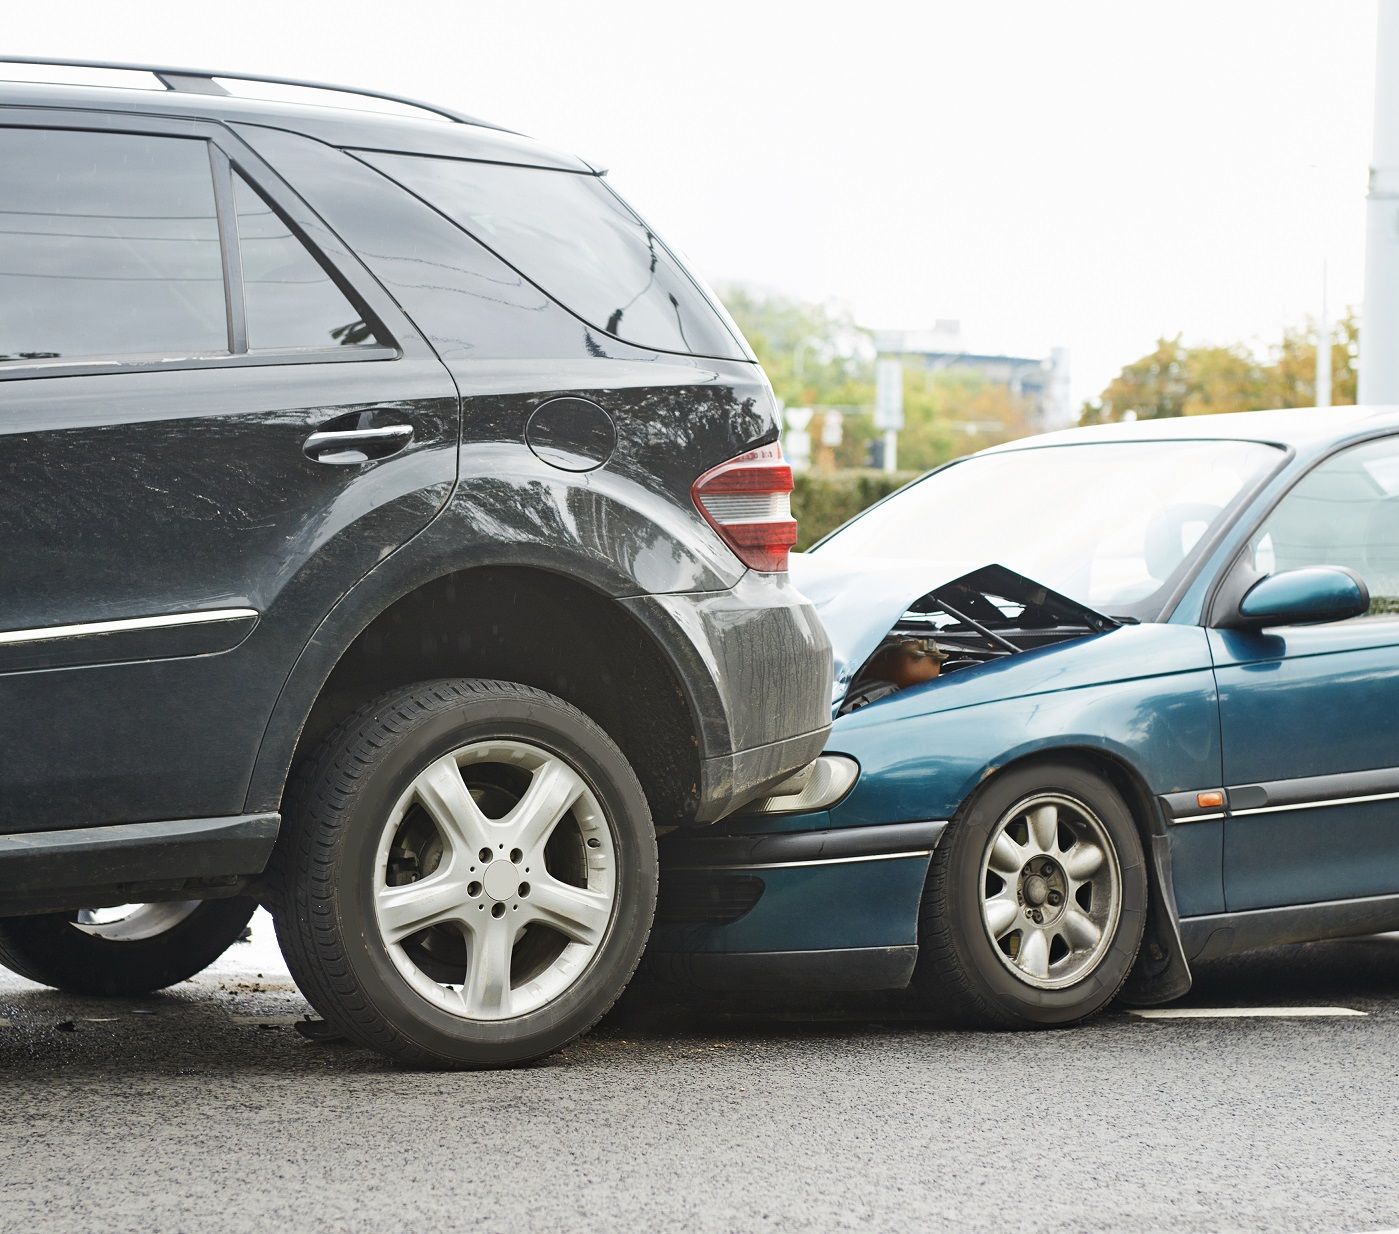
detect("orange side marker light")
[1197,791,1225,809]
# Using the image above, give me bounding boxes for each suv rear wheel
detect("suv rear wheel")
[0,897,257,995]
[269,678,656,1068]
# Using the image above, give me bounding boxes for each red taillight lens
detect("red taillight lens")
[691,443,798,573]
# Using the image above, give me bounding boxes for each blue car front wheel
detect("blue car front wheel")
[912,759,1147,1028]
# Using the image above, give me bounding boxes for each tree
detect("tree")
[717,286,872,410]
[718,285,1041,474]
[1081,336,1188,423]
[894,367,1036,472]
[1081,310,1361,424]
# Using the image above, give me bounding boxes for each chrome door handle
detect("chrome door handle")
[303,424,414,465]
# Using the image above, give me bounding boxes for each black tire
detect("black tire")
[0,898,257,996]
[911,759,1146,1028]
[267,678,657,1069]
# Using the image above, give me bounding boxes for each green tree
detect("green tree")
[895,367,1036,472]
[717,286,872,410]
[1082,309,1361,424]
[1080,336,1194,423]
[719,285,1042,473]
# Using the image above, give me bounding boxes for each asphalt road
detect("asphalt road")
[3,912,1399,1234]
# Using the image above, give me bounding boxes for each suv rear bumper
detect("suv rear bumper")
[621,572,832,823]
[697,728,831,824]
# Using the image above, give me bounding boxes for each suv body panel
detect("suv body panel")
[0,80,831,904]
[0,108,461,832]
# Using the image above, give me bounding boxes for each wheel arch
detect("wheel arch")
[246,554,718,829]
[957,744,1193,1005]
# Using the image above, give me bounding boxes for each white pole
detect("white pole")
[883,428,897,474]
[1360,0,1399,404]
[1317,261,1332,409]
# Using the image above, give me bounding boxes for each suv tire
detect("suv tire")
[269,678,656,1068]
[911,759,1146,1028]
[0,897,257,995]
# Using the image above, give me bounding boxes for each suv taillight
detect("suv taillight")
[691,443,798,573]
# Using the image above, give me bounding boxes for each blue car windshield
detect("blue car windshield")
[816,439,1283,617]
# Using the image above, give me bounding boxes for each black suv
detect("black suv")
[0,60,831,1067]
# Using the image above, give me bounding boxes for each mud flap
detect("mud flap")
[1117,830,1193,1006]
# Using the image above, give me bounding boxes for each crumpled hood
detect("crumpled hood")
[789,552,988,709]
[789,551,1117,712]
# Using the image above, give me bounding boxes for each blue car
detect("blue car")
[652,406,1399,1028]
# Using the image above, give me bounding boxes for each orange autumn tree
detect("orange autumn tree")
[1082,310,1359,424]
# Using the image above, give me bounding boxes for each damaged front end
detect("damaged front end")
[787,555,1120,715]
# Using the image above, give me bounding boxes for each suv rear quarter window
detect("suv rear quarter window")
[357,151,746,361]
[232,171,371,350]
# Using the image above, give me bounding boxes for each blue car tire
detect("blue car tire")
[912,759,1147,1028]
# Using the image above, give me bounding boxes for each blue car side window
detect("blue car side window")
[1251,435,1399,618]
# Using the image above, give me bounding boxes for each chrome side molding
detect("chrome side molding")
[0,607,259,647]
[0,608,260,673]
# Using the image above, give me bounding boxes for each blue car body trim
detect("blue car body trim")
[658,819,947,867]
[1226,766,1399,811]
[649,945,919,992]
[681,849,935,871]
[1159,788,1229,823]
[1232,791,1399,817]
[1180,892,1399,961]
[651,855,933,953]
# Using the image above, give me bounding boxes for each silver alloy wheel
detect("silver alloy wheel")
[372,739,617,1022]
[978,792,1121,989]
[73,901,202,942]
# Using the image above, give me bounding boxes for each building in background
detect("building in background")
[873,322,1074,432]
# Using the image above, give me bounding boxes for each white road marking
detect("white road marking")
[1130,1006,1366,1019]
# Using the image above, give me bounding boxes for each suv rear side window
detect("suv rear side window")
[0,127,227,362]
[358,151,746,360]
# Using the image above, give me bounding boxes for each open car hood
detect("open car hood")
[789,552,1118,711]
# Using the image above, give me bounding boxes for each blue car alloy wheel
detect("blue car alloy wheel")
[911,759,1147,1028]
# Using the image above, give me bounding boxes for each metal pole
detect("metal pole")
[1360,0,1399,404]
[1317,261,1332,409]
[883,428,897,474]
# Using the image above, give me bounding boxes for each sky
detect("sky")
[2,0,1380,408]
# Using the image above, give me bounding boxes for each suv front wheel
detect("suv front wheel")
[269,678,656,1068]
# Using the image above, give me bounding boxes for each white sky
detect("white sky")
[3,0,1379,406]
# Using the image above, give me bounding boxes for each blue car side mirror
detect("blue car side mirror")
[1226,566,1370,630]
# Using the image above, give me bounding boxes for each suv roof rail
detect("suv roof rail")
[0,56,511,132]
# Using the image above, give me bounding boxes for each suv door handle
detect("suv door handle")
[303,424,414,465]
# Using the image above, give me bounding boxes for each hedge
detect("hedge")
[791,469,922,550]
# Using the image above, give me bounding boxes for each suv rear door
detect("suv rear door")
[0,110,459,831]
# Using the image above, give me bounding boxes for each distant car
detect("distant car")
[0,59,831,1067]
[652,407,1399,1028]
